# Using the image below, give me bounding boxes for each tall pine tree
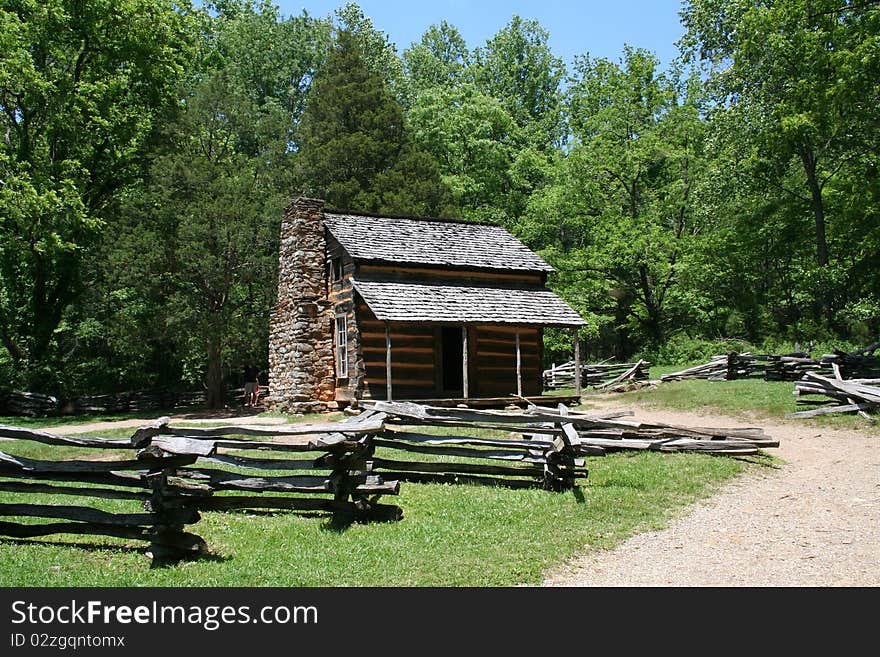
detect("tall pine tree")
[295,29,455,217]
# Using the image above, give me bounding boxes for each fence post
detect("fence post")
[132,418,207,562]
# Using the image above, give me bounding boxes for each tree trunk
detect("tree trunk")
[638,264,665,344]
[614,298,632,360]
[799,147,829,268]
[205,336,224,409]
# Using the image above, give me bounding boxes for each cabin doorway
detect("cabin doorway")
[441,327,463,395]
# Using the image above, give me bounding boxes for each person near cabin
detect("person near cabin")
[242,364,261,407]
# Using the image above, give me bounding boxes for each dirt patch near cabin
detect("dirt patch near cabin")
[43,412,291,437]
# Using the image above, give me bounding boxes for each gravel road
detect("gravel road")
[542,403,880,587]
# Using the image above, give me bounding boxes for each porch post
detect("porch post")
[515,329,523,398]
[385,321,392,401]
[573,327,581,397]
[462,325,469,399]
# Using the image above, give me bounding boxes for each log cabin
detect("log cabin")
[267,197,586,413]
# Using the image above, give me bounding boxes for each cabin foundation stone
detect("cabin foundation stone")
[267,197,336,413]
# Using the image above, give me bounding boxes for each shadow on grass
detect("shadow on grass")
[321,504,405,534]
[0,536,147,556]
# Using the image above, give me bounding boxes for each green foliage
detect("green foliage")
[526,49,709,358]
[209,0,331,155]
[0,0,198,390]
[638,336,754,366]
[295,29,455,217]
[471,15,566,148]
[116,67,287,405]
[332,2,405,102]
[408,84,518,219]
[1,0,877,399]
[402,21,469,99]
[680,0,880,337]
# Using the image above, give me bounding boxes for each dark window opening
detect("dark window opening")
[330,258,343,282]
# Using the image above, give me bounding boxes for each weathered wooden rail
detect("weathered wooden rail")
[543,360,651,390]
[363,400,776,486]
[0,415,401,562]
[148,413,402,523]
[0,386,270,418]
[0,401,779,563]
[0,422,206,561]
[788,371,880,421]
[660,344,880,383]
[363,401,589,491]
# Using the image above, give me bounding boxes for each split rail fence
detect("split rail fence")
[0,415,400,562]
[0,401,778,562]
[661,343,880,383]
[543,360,651,390]
[0,386,270,418]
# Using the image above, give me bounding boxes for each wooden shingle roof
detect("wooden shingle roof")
[323,211,554,273]
[351,279,586,326]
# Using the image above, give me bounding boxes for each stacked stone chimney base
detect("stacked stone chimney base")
[267,197,336,414]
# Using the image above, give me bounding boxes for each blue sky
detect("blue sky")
[274,1,688,68]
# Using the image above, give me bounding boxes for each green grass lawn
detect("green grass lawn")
[0,450,748,587]
[0,410,758,586]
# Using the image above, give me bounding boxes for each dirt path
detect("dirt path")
[46,412,291,436]
[542,401,880,587]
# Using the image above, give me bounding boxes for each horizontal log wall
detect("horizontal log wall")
[348,261,549,400]
[474,326,542,397]
[358,302,438,399]
[357,310,544,399]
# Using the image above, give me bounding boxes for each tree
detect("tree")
[209,0,331,156]
[0,0,196,390]
[528,49,708,356]
[408,84,518,222]
[53,1,333,399]
[295,29,454,217]
[680,0,880,328]
[119,73,283,407]
[402,21,470,98]
[471,15,566,149]
[332,2,405,102]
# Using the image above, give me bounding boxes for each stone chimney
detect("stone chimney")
[267,197,336,413]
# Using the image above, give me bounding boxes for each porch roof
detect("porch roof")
[351,279,586,327]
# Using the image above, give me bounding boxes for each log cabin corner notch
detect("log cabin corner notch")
[267,196,586,413]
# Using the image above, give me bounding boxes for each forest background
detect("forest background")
[1,0,877,405]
